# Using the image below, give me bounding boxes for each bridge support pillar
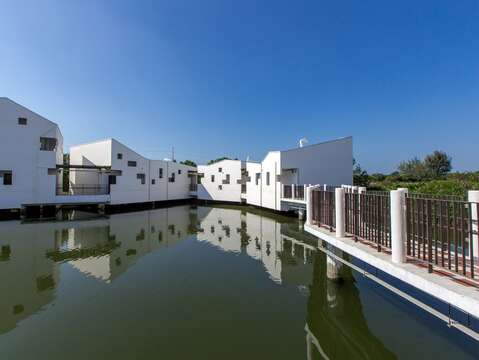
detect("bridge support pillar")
[326,253,343,282]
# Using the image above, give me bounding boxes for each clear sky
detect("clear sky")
[1,0,478,173]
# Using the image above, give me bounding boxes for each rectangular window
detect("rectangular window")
[255,173,261,186]
[178,169,182,175]
[151,179,155,185]
[223,174,230,184]
[159,168,163,178]
[211,175,215,182]
[117,153,123,160]
[266,172,270,186]
[218,185,222,190]
[128,161,137,167]
[18,117,27,125]
[109,175,117,185]
[1,171,13,185]
[40,137,57,151]
[169,173,175,182]
[137,173,146,185]
[218,167,222,173]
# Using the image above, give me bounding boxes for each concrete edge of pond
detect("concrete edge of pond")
[304,223,479,323]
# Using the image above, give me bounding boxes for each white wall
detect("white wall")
[260,151,282,211]
[197,159,242,203]
[69,138,194,205]
[0,98,63,209]
[245,162,262,207]
[281,137,353,187]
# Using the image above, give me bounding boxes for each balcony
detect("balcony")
[282,184,306,202]
[57,185,110,196]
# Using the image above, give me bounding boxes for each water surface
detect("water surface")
[0,204,477,359]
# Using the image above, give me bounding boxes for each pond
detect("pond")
[0,204,477,359]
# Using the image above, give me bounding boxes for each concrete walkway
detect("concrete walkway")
[305,223,479,320]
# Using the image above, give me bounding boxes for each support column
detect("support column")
[468,191,479,260]
[335,188,345,238]
[391,189,407,263]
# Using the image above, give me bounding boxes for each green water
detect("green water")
[0,204,477,359]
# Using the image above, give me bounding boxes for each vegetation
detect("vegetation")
[207,156,231,165]
[353,151,478,197]
[180,159,197,167]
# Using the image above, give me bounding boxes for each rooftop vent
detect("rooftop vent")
[299,138,309,148]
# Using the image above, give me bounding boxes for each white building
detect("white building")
[0,98,63,211]
[197,137,353,211]
[69,138,195,206]
[0,98,353,216]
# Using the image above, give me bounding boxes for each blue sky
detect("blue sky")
[1,0,478,173]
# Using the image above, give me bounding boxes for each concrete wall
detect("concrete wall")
[197,159,242,203]
[0,98,63,209]
[281,137,353,187]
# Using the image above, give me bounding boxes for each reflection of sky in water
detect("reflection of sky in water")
[0,205,476,360]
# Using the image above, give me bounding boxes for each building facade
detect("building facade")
[0,98,353,215]
[0,98,63,210]
[197,137,353,211]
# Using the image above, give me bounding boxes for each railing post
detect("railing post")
[391,189,407,264]
[335,188,345,237]
[468,190,479,260]
[306,186,313,226]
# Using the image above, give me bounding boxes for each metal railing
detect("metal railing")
[283,185,292,199]
[282,184,305,200]
[311,189,335,231]
[345,192,391,251]
[57,185,110,196]
[406,197,477,279]
[189,183,198,192]
[294,185,305,200]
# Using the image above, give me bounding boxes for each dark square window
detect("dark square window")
[211,175,215,182]
[159,168,163,178]
[18,117,27,125]
[2,172,12,185]
[117,153,123,160]
[137,173,145,185]
[178,169,182,174]
[40,137,57,151]
[152,179,155,185]
[128,161,137,167]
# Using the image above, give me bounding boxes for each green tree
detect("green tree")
[398,157,428,180]
[353,159,369,187]
[207,157,230,165]
[424,150,452,178]
[180,160,197,167]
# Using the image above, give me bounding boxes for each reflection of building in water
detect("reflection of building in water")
[59,206,195,282]
[196,206,317,284]
[305,252,395,360]
[0,221,59,334]
[0,206,196,334]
